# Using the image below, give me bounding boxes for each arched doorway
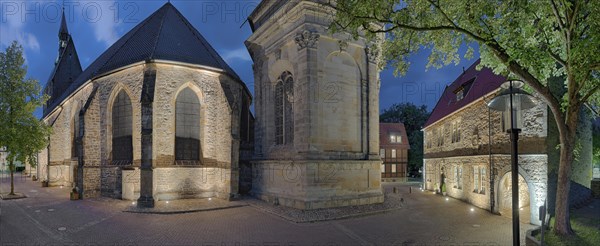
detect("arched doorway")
[498,172,530,223]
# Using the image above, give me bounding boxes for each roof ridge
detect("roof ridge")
[149,4,169,60]
[168,4,241,79]
[92,4,168,78]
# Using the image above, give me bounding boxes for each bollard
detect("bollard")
[410,186,412,193]
[393,187,398,194]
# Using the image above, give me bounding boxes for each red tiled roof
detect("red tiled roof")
[379,123,410,149]
[423,59,506,128]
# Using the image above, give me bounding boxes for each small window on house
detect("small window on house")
[481,167,486,194]
[452,120,462,143]
[380,149,385,158]
[473,166,479,192]
[390,134,402,143]
[456,89,464,101]
[392,164,397,173]
[381,164,385,173]
[454,165,463,189]
[391,149,397,158]
[459,166,463,189]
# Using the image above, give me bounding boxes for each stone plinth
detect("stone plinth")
[251,160,384,209]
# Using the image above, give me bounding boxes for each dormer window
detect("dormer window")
[456,89,464,101]
[389,133,401,143]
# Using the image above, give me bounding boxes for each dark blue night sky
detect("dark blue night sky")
[0,0,479,117]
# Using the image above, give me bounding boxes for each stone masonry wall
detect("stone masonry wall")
[153,167,231,200]
[44,83,96,187]
[425,154,548,225]
[424,97,548,158]
[153,64,234,168]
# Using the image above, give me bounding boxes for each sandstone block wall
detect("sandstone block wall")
[252,160,383,209]
[41,62,247,201]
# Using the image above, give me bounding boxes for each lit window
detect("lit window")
[274,71,294,145]
[456,89,464,101]
[175,88,201,164]
[481,167,486,193]
[473,166,479,192]
[459,166,463,189]
[112,90,133,165]
[391,149,397,158]
[392,164,396,173]
[380,149,385,158]
[381,164,385,173]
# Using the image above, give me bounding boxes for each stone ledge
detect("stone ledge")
[246,192,403,223]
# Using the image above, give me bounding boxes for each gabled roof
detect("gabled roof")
[379,123,410,149]
[423,59,506,128]
[45,2,243,117]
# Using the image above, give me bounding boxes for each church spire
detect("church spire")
[59,8,69,41]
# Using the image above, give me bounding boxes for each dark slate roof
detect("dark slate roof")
[423,59,506,128]
[43,11,83,115]
[45,2,243,117]
[379,123,410,149]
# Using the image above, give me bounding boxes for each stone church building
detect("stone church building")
[38,3,253,205]
[38,0,384,209]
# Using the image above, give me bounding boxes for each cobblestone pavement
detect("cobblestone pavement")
[1,175,541,246]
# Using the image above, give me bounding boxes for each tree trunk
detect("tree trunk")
[9,159,15,195]
[554,138,574,235]
[553,107,579,236]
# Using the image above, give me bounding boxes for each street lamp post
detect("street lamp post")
[487,80,537,246]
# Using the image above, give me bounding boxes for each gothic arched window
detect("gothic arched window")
[274,71,294,145]
[112,90,133,165]
[175,88,201,164]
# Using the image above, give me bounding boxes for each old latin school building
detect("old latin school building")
[36,0,385,209]
[423,60,594,225]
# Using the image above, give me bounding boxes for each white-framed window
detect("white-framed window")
[457,166,463,189]
[381,164,385,173]
[392,164,397,173]
[391,149,397,158]
[452,120,461,143]
[380,149,385,158]
[481,167,487,193]
[426,132,432,149]
[473,166,479,192]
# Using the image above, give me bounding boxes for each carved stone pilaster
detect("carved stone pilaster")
[294,30,320,50]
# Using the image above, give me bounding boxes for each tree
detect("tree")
[0,41,51,195]
[380,102,430,174]
[328,0,599,236]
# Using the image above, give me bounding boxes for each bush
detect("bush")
[15,166,25,172]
